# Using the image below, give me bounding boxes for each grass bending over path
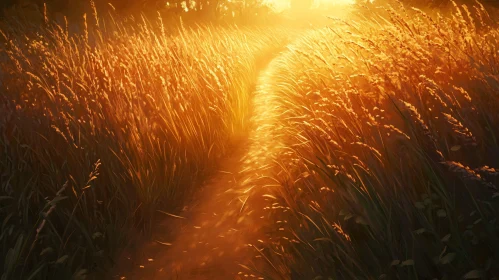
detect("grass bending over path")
[257,3,499,280]
[113,46,292,280]
[0,11,291,279]
[115,52,288,276]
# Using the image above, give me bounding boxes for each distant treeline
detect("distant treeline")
[0,0,272,19]
[0,0,154,12]
[1,0,498,24]
[3,0,498,18]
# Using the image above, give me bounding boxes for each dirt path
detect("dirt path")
[114,52,288,280]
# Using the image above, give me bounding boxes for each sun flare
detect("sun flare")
[264,0,356,12]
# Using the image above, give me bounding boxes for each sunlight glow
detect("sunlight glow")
[264,0,356,12]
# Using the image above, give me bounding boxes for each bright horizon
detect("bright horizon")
[263,0,356,12]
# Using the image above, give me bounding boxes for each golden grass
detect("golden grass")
[0,7,291,278]
[251,2,499,279]
[3,1,499,279]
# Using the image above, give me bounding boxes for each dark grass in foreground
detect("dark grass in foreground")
[255,2,499,279]
[0,7,291,279]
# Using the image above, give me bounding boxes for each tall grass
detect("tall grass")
[256,2,499,279]
[0,6,289,279]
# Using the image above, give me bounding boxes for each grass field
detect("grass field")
[0,8,290,279]
[2,1,499,279]
[256,2,499,279]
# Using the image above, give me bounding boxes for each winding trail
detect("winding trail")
[115,51,288,280]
